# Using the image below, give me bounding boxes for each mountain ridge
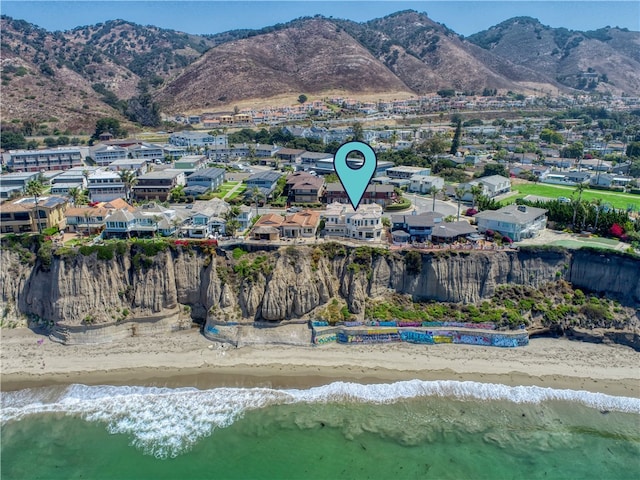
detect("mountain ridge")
[1,11,638,133]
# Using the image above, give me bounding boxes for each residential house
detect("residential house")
[0,196,68,233]
[408,175,445,194]
[245,171,282,197]
[104,203,186,238]
[8,147,83,172]
[87,170,126,202]
[169,131,227,147]
[250,210,321,240]
[477,175,511,197]
[64,205,111,234]
[0,172,41,199]
[174,155,208,175]
[299,151,333,169]
[475,204,547,242]
[255,144,280,158]
[386,166,431,180]
[390,211,445,242]
[275,148,305,163]
[127,143,164,162]
[107,158,148,175]
[181,199,229,238]
[49,166,98,195]
[590,174,633,188]
[280,210,321,238]
[236,205,255,231]
[91,145,128,166]
[186,167,225,192]
[543,172,591,186]
[285,173,325,203]
[103,209,137,238]
[162,145,187,161]
[251,213,284,240]
[324,183,396,208]
[132,170,186,201]
[430,221,477,244]
[322,202,383,241]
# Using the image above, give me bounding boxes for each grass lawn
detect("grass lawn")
[512,183,640,211]
[225,185,246,200]
[550,239,619,250]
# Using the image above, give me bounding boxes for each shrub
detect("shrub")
[404,250,422,275]
[609,223,624,238]
[232,247,247,259]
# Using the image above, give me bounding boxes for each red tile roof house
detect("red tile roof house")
[250,210,321,240]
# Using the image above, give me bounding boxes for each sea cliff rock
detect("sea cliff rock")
[1,244,638,344]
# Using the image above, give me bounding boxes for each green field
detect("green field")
[508,183,640,211]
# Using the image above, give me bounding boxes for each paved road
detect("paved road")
[404,192,459,217]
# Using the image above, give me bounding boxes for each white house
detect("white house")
[87,170,126,202]
[181,199,230,238]
[322,202,383,241]
[474,204,547,242]
[408,175,445,194]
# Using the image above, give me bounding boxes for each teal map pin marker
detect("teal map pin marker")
[334,141,377,210]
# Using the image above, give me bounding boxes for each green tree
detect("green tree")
[0,131,26,150]
[478,163,508,178]
[298,94,308,104]
[25,179,45,233]
[43,137,57,148]
[449,120,462,155]
[169,184,186,202]
[93,117,125,140]
[562,141,585,159]
[351,122,364,142]
[626,142,640,158]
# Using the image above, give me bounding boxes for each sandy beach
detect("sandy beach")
[1,326,639,397]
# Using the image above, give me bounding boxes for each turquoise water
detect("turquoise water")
[2,381,639,479]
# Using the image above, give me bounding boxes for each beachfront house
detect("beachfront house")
[475,204,547,242]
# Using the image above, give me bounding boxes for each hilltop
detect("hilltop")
[1,10,639,132]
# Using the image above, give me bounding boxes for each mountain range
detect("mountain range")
[1,10,639,133]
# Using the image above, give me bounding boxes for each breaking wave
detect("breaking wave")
[3,380,639,458]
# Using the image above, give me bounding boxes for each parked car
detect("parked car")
[287,206,302,213]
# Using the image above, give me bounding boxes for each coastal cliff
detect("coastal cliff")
[1,241,638,344]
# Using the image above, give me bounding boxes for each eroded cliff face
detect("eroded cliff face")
[1,245,638,341]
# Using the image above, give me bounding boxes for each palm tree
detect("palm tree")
[592,198,603,232]
[68,187,81,206]
[572,183,586,228]
[469,185,483,210]
[25,179,45,233]
[83,210,91,236]
[249,187,264,216]
[429,185,439,211]
[454,186,467,221]
[118,169,138,203]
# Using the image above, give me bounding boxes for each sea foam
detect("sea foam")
[2,380,639,458]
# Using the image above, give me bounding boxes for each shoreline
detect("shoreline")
[1,328,639,398]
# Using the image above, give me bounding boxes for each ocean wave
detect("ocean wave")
[2,380,639,458]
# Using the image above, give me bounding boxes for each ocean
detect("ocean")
[2,380,639,480]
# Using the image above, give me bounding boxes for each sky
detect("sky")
[1,1,638,37]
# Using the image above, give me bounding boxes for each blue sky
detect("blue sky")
[1,1,638,36]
